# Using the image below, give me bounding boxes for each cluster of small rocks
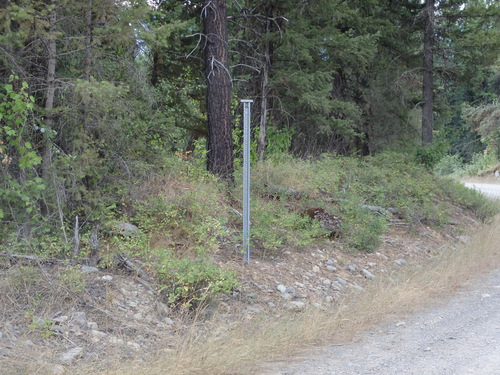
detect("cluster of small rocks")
[269,248,410,309]
[0,269,177,370]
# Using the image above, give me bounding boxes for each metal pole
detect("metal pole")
[241,99,253,264]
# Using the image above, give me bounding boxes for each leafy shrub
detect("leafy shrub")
[339,198,386,253]
[250,201,329,254]
[434,154,464,176]
[414,141,449,169]
[157,252,239,309]
[462,152,497,176]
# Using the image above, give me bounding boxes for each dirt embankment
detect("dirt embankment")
[0,182,493,375]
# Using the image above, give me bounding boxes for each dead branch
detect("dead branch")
[115,253,150,282]
[0,253,66,264]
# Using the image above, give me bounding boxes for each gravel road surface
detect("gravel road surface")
[260,182,500,375]
[262,271,500,375]
[464,182,500,200]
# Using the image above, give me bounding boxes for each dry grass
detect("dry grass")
[75,215,500,375]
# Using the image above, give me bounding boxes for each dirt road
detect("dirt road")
[262,271,500,375]
[464,182,500,199]
[260,183,500,375]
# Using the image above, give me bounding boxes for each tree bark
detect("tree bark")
[257,17,271,162]
[41,3,57,215]
[83,0,93,131]
[422,0,434,145]
[203,0,233,181]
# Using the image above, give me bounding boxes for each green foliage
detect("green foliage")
[0,76,45,224]
[414,141,449,169]
[250,201,329,253]
[434,154,465,176]
[265,126,294,160]
[463,102,500,159]
[26,315,55,339]
[157,252,239,309]
[437,178,499,222]
[462,152,498,176]
[58,266,86,293]
[340,198,386,253]
[240,152,496,254]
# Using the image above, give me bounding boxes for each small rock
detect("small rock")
[395,259,407,266]
[482,293,491,299]
[287,301,306,311]
[127,301,138,307]
[362,269,376,280]
[345,264,359,272]
[331,281,343,291]
[395,321,406,327]
[267,302,276,308]
[277,284,287,293]
[102,275,113,281]
[81,265,99,273]
[91,330,106,338]
[305,272,315,277]
[87,322,98,330]
[59,347,83,365]
[50,364,65,375]
[109,337,124,345]
[133,313,143,320]
[285,287,296,296]
[50,325,63,334]
[294,282,305,288]
[72,312,87,327]
[116,222,139,236]
[54,315,68,324]
[457,236,470,243]
[281,292,292,300]
[424,347,432,352]
[367,262,376,267]
[312,266,320,273]
[164,317,174,325]
[352,283,364,291]
[0,331,3,339]
[326,265,337,272]
[322,278,332,286]
[336,277,348,286]
[315,248,324,254]
[325,296,334,303]
[127,341,141,350]
[326,259,335,265]
[283,251,291,255]
[246,305,261,314]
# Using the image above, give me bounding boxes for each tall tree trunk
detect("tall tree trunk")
[83,0,93,131]
[422,0,434,145]
[203,0,233,181]
[84,0,92,81]
[41,3,57,215]
[257,17,271,162]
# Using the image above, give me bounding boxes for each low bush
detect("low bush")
[156,252,239,309]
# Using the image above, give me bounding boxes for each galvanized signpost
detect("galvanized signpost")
[241,99,253,264]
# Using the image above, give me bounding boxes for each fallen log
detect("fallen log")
[361,205,402,217]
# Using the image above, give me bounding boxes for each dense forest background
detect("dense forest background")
[1,0,500,255]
